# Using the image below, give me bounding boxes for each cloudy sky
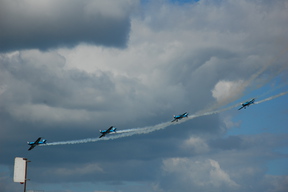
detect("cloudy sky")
[1,0,288,191]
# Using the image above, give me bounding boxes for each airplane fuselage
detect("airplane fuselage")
[28,140,46,145]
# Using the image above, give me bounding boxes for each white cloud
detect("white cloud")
[161,158,239,191]
[222,115,241,130]
[208,159,239,188]
[181,136,210,154]
[212,80,245,104]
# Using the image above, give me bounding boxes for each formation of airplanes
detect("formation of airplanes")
[27,99,256,150]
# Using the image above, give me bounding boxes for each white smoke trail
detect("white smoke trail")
[45,122,172,146]
[255,91,288,105]
[116,129,139,133]
[43,91,287,146]
[44,106,235,146]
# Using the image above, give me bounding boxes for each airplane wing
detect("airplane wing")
[107,126,113,132]
[238,106,244,110]
[99,134,105,138]
[34,137,41,144]
[28,145,35,151]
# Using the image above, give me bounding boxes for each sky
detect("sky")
[0,0,288,192]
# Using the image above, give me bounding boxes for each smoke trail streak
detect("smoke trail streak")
[44,105,238,146]
[43,91,287,146]
[255,91,288,105]
[116,129,139,133]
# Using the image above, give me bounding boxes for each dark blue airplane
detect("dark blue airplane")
[99,126,117,138]
[238,98,255,110]
[171,112,189,122]
[27,137,46,150]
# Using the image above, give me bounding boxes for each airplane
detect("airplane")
[27,137,47,151]
[171,112,189,122]
[99,126,117,138]
[238,98,255,110]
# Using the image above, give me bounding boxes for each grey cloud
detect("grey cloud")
[0,50,175,130]
[0,176,21,192]
[0,51,118,111]
[0,0,138,52]
[209,135,244,150]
